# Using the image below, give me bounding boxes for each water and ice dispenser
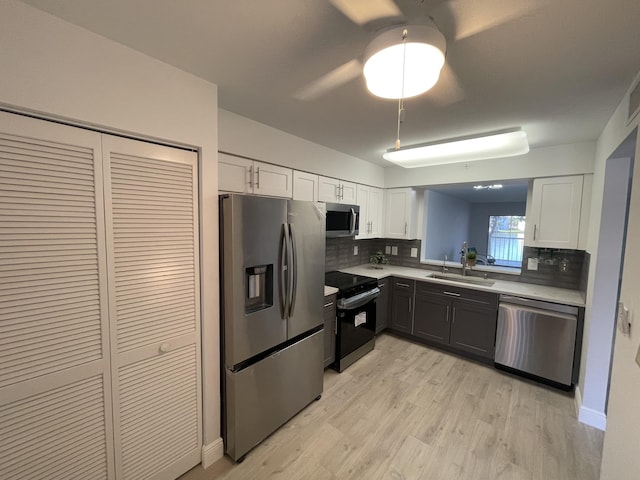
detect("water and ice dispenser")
[245,265,273,314]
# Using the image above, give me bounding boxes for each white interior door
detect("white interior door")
[102,135,202,480]
[0,112,115,480]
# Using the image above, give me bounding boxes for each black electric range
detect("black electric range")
[324,271,378,298]
[324,271,379,372]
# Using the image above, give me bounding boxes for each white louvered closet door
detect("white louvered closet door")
[101,135,201,480]
[0,112,115,479]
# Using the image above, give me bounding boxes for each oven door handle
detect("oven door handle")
[337,287,380,310]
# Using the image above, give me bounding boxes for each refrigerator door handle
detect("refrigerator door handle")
[288,223,298,317]
[279,223,289,319]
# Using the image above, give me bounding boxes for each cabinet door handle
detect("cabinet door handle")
[335,184,340,200]
[452,307,456,325]
[408,300,412,313]
[248,165,254,188]
[334,318,337,335]
[256,167,260,189]
[446,305,450,321]
[443,291,461,297]
[396,283,410,288]
[378,282,385,288]
[533,224,537,241]
[324,302,334,308]
[404,222,407,234]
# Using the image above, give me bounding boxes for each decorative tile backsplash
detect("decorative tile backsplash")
[326,238,589,293]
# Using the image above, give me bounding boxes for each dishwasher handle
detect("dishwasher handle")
[499,295,578,316]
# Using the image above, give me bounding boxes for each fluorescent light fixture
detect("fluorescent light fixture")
[363,24,446,99]
[383,128,530,168]
[473,184,503,190]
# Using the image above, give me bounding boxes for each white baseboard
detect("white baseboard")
[575,386,607,431]
[202,437,224,469]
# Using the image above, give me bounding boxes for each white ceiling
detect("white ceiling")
[426,179,529,203]
[19,0,640,166]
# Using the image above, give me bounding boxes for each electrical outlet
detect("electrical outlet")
[527,257,538,271]
[618,302,631,336]
[410,247,418,258]
[353,245,358,255]
[385,246,391,254]
[391,246,398,255]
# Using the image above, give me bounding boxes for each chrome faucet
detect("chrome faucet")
[460,241,468,276]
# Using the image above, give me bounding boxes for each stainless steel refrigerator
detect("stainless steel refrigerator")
[219,194,326,462]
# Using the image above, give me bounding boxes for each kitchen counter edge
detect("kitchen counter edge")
[337,265,585,307]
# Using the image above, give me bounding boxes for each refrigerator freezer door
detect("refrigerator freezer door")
[286,201,326,338]
[221,195,288,368]
[224,329,324,461]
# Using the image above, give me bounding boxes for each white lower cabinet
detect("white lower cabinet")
[219,152,292,198]
[0,112,201,480]
[525,175,584,249]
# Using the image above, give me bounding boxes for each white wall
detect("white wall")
[424,190,471,261]
[219,109,385,188]
[0,0,223,465]
[385,142,596,188]
[596,71,640,478]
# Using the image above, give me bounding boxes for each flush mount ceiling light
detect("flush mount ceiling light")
[383,128,530,168]
[363,24,446,99]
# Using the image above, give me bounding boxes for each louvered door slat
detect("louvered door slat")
[0,376,109,480]
[103,135,201,480]
[0,122,104,388]
[118,346,199,480]
[0,112,114,479]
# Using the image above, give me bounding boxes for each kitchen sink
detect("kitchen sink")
[429,273,495,287]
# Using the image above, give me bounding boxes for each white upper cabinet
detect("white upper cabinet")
[384,188,417,239]
[525,175,584,249]
[318,176,356,204]
[356,185,384,239]
[219,153,252,194]
[219,152,292,198]
[292,171,319,201]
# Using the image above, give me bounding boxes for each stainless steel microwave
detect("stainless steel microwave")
[325,202,359,237]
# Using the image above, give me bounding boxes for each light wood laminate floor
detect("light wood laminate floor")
[181,333,603,480]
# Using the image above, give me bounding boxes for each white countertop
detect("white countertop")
[335,264,586,307]
[324,285,339,296]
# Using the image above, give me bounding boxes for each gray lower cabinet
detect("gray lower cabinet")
[389,278,415,334]
[413,292,451,345]
[412,281,498,359]
[323,293,337,368]
[388,278,499,361]
[449,302,498,358]
[375,279,390,334]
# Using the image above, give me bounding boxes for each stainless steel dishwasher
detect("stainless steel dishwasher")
[495,294,579,388]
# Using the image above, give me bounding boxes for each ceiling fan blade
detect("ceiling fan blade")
[329,0,403,26]
[428,64,464,106]
[293,59,363,101]
[442,0,541,41]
